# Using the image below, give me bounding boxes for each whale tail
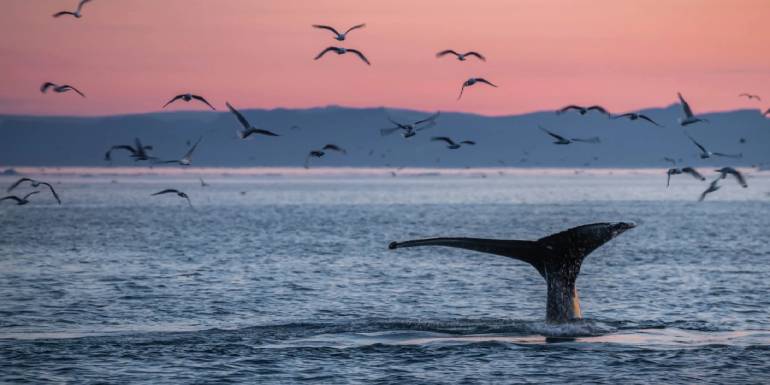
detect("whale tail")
[388,222,636,323]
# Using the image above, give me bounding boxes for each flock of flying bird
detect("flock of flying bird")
[1,1,764,206]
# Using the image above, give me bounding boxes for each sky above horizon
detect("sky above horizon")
[2,0,769,116]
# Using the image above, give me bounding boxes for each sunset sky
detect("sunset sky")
[2,0,769,116]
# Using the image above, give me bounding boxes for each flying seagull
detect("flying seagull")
[458,78,497,100]
[380,112,440,138]
[104,138,156,161]
[715,167,748,188]
[304,144,347,168]
[678,92,708,126]
[7,178,61,204]
[163,94,216,110]
[436,50,485,61]
[539,126,600,145]
[40,82,85,97]
[226,102,280,139]
[686,133,742,159]
[612,112,662,126]
[151,189,192,207]
[666,167,705,187]
[739,93,761,101]
[312,24,366,41]
[314,47,370,65]
[556,105,610,117]
[698,178,721,202]
[52,0,91,18]
[156,137,202,166]
[431,137,475,149]
[199,177,209,187]
[0,191,39,206]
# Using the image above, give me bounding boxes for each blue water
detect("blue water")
[1,173,769,384]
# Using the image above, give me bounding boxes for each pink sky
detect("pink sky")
[2,0,769,116]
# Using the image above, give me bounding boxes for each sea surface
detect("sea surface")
[1,170,769,384]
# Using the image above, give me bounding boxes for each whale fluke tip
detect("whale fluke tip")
[388,241,398,249]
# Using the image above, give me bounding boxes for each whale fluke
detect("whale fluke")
[388,222,636,323]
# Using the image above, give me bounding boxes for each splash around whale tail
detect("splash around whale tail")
[388,222,636,323]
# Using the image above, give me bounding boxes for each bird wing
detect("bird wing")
[431,136,456,146]
[152,189,179,196]
[460,140,476,145]
[539,126,567,142]
[226,102,251,129]
[638,114,662,127]
[457,84,467,100]
[476,78,497,87]
[312,25,341,36]
[686,134,708,154]
[587,105,610,115]
[678,92,694,117]
[730,169,748,187]
[77,0,92,12]
[347,49,371,65]
[314,47,338,60]
[7,177,33,192]
[682,167,705,181]
[666,171,672,187]
[713,152,742,159]
[571,137,601,144]
[557,105,583,114]
[0,196,23,204]
[464,52,486,61]
[436,49,460,58]
[192,95,216,110]
[322,144,346,154]
[344,23,366,34]
[414,111,440,125]
[22,191,40,200]
[40,82,56,93]
[61,85,85,97]
[38,182,61,204]
[163,95,185,108]
[251,128,279,137]
[52,11,76,17]
[182,137,203,161]
[104,145,137,161]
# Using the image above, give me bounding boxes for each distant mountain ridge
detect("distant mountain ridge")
[1,105,768,168]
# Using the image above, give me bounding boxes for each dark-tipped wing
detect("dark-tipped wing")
[712,152,742,159]
[7,177,33,192]
[571,137,601,144]
[346,49,371,65]
[40,82,56,93]
[638,114,662,126]
[464,51,486,61]
[682,167,706,181]
[678,92,694,117]
[226,102,251,129]
[539,126,567,141]
[414,111,440,125]
[314,47,337,60]
[62,85,85,97]
[192,95,216,110]
[243,128,280,138]
[0,195,24,204]
[460,140,476,145]
[53,11,77,17]
[322,144,346,154]
[344,23,366,34]
[163,95,185,108]
[436,49,460,58]
[557,105,583,114]
[38,182,61,204]
[431,136,456,146]
[152,189,180,196]
[182,136,203,160]
[77,0,92,12]
[686,134,708,154]
[476,78,497,87]
[586,105,610,115]
[104,145,137,161]
[611,113,634,120]
[312,24,341,36]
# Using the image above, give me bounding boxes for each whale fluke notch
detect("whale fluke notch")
[388,222,636,323]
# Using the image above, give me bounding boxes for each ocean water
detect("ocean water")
[1,171,769,384]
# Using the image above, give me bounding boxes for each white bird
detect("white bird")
[151,189,192,207]
[436,50,486,62]
[431,137,475,149]
[226,102,280,139]
[156,137,202,166]
[163,94,216,110]
[715,167,748,188]
[52,0,91,18]
[698,178,721,202]
[314,47,370,65]
[312,24,366,41]
[0,191,39,206]
[380,112,440,138]
[40,82,85,97]
[686,133,742,159]
[458,78,497,100]
[7,178,61,204]
[678,92,708,126]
